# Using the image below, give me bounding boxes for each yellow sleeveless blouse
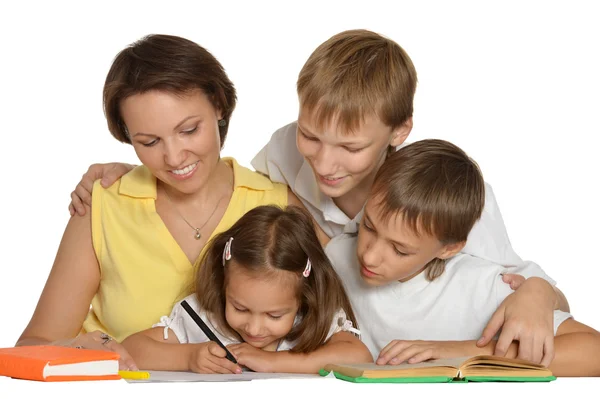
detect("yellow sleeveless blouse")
[82,158,287,342]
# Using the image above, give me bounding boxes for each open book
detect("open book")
[320,355,555,383]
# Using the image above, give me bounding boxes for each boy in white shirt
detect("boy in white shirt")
[325,139,600,376]
[70,29,569,365]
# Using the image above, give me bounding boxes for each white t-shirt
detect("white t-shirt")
[251,122,551,280]
[153,294,358,352]
[325,233,572,360]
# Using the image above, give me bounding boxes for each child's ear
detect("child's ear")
[390,117,413,147]
[438,241,466,260]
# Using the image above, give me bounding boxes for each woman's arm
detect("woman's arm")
[17,208,100,345]
[16,206,137,370]
[230,331,372,374]
[122,327,241,374]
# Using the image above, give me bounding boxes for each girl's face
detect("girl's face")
[225,264,300,350]
[296,108,411,201]
[122,89,223,195]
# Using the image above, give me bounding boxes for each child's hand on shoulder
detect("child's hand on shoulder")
[189,342,242,374]
[376,340,474,366]
[228,343,277,373]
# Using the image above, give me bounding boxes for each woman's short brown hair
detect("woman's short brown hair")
[103,34,236,147]
[297,29,417,134]
[370,139,486,280]
[195,205,358,353]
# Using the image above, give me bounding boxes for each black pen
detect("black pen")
[180,300,238,364]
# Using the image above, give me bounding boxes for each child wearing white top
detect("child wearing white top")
[325,139,600,377]
[122,205,370,374]
[73,29,569,366]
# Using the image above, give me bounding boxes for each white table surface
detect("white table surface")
[1,374,598,399]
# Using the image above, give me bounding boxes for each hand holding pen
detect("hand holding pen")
[188,341,242,374]
[181,300,242,374]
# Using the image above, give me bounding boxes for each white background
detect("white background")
[0,0,598,397]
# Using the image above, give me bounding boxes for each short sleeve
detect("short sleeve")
[152,302,189,343]
[152,295,210,344]
[553,310,573,335]
[462,183,525,266]
[325,309,361,341]
[250,122,303,185]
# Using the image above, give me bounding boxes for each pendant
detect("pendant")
[194,228,202,240]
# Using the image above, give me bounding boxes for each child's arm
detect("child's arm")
[501,273,570,312]
[477,275,566,365]
[68,162,135,216]
[478,318,600,376]
[376,319,600,377]
[546,319,600,376]
[122,327,241,374]
[229,331,372,374]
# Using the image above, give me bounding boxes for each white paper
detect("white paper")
[124,370,321,383]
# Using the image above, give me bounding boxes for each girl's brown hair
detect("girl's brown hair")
[195,205,357,353]
[103,34,236,147]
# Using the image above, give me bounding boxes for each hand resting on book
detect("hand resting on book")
[51,330,137,371]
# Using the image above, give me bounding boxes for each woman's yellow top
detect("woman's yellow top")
[82,158,287,342]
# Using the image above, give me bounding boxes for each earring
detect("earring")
[218,119,227,127]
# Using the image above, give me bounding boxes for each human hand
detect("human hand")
[477,277,555,366]
[188,342,242,374]
[228,343,277,372]
[376,340,473,365]
[54,330,138,371]
[502,273,527,290]
[69,162,135,216]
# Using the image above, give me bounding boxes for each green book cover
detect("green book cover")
[319,355,556,383]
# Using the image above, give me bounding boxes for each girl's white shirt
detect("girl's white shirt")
[153,294,358,351]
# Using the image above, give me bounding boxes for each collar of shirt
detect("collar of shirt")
[294,159,365,233]
[118,157,276,199]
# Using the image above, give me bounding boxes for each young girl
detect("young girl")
[122,205,371,374]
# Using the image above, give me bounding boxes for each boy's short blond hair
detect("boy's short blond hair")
[297,29,417,133]
[370,140,486,280]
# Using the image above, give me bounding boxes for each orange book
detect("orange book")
[0,345,121,382]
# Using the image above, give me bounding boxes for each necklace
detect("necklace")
[163,188,228,240]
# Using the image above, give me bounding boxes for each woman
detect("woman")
[16,34,298,370]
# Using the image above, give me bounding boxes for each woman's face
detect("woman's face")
[121,89,222,195]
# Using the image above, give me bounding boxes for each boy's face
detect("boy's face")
[296,108,411,201]
[356,198,460,286]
